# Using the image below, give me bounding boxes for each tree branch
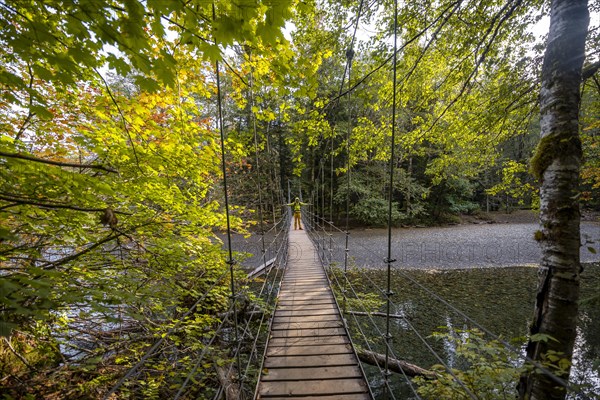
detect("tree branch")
[92,67,142,172]
[40,232,122,270]
[0,151,117,173]
[2,337,36,371]
[582,60,600,81]
[0,193,128,214]
[15,63,36,141]
[321,0,461,110]
[357,349,435,378]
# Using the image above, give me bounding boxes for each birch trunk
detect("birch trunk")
[518,1,589,399]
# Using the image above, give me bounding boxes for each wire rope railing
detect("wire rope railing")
[215,212,289,398]
[306,213,451,400]
[304,210,588,399]
[102,269,231,399]
[214,212,291,400]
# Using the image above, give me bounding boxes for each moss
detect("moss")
[529,134,582,181]
[534,230,546,241]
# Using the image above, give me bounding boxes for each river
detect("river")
[313,221,600,399]
[234,220,600,398]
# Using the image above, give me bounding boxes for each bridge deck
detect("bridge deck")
[256,223,371,399]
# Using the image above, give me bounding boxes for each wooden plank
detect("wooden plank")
[277,298,336,305]
[269,327,346,338]
[273,314,339,324]
[266,343,353,357]
[280,285,329,291]
[260,365,362,380]
[264,353,358,368]
[279,288,331,293]
[270,320,343,330]
[283,274,326,279]
[259,378,369,397]
[277,293,333,301]
[282,278,324,282]
[276,302,336,311]
[276,303,336,309]
[282,276,327,285]
[276,304,336,311]
[264,394,371,400]
[282,281,327,285]
[278,287,330,293]
[276,305,336,310]
[276,297,334,304]
[280,287,329,293]
[284,270,325,275]
[275,309,339,317]
[267,335,350,347]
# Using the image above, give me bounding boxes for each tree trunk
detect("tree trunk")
[215,365,241,400]
[356,349,435,379]
[518,1,589,399]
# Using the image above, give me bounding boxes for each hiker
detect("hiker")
[287,197,309,230]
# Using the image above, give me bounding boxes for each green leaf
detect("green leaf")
[0,321,17,337]
[530,333,558,343]
[0,226,18,241]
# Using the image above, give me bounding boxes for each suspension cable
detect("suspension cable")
[308,212,581,396]
[249,49,268,265]
[217,219,290,399]
[383,0,400,393]
[336,0,365,108]
[212,2,242,386]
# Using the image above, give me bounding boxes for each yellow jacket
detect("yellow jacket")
[287,200,308,212]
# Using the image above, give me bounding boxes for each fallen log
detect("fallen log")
[357,349,436,379]
[215,365,241,400]
[346,311,411,320]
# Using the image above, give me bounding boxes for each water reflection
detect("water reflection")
[342,265,600,399]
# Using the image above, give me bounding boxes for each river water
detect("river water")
[311,221,600,398]
[234,221,600,397]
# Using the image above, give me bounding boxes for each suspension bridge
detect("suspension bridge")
[256,220,371,399]
[99,204,594,399]
[98,0,593,397]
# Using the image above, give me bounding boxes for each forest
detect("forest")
[0,0,599,399]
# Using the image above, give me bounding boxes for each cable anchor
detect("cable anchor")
[346,48,355,61]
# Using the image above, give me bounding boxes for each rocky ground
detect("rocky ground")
[459,209,600,224]
[326,210,600,269]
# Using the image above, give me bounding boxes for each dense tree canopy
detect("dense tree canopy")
[0,0,599,398]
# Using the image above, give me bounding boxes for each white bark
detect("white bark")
[518,1,589,399]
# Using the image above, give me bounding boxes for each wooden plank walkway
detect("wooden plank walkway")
[256,221,371,399]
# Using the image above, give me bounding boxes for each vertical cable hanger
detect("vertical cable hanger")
[212,1,243,388]
[384,0,399,394]
[342,47,353,317]
[248,49,268,276]
[342,0,364,275]
[340,0,365,340]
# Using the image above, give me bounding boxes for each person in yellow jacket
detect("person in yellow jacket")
[287,197,309,230]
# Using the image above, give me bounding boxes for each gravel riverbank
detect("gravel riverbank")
[322,212,600,269]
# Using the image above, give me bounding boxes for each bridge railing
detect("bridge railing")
[102,209,291,400]
[301,209,585,400]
